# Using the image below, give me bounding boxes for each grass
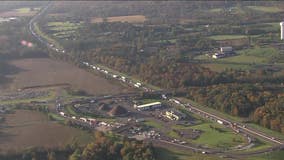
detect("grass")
[14,7,40,13]
[246,6,283,13]
[246,151,284,160]
[155,39,177,44]
[201,63,252,72]
[195,47,280,71]
[240,47,279,58]
[48,113,65,121]
[0,90,56,105]
[140,98,161,104]
[14,8,32,13]
[218,55,267,64]
[209,8,223,13]
[65,105,78,116]
[155,147,221,160]
[217,47,280,64]
[209,35,247,40]
[143,120,163,129]
[191,123,245,149]
[33,22,63,50]
[177,97,282,150]
[246,123,284,139]
[47,21,82,39]
[178,97,245,122]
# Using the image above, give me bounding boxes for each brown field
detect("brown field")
[91,15,146,23]
[1,58,131,95]
[0,110,92,153]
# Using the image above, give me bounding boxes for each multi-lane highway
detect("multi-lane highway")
[28,2,283,155]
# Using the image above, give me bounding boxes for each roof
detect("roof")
[136,102,161,108]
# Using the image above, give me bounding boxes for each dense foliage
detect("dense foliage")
[35,1,284,133]
[0,131,156,160]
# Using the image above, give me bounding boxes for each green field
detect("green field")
[209,35,247,40]
[209,8,223,13]
[201,63,252,72]
[47,21,83,39]
[218,55,267,64]
[34,22,63,49]
[217,47,280,64]
[247,123,284,139]
[191,123,245,149]
[246,151,284,160]
[48,113,65,121]
[65,105,78,116]
[155,147,221,160]
[14,7,40,13]
[246,6,283,13]
[144,119,164,129]
[195,47,281,71]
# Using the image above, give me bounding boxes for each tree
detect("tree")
[69,149,81,160]
[47,151,56,160]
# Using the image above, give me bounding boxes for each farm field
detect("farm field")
[0,7,40,17]
[47,21,82,39]
[0,110,92,153]
[245,6,283,13]
[0,58,131,95]
[195,46,282,71]
[91,15,146,23]
[209,35,247,40]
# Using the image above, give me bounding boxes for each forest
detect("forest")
[33,1,284,133]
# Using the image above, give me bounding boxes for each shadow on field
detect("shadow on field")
[154,147,181,160]
[0,60,26,86]
[0,61,26,75]
[0,131,15,144]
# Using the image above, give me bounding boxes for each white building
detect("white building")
[280,22,284,40]
[134,102,162,111]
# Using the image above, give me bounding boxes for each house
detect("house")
[165,110,186,121]
[212,53,226,59]
[134,102,162,111]
[212,46,235,59]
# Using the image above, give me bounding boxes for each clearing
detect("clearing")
[0,58,131,95]
[246,6,283,13]
[91,15,146,23]
[0,110,92,153]
[0,7,40,17]
[209,35,248,40]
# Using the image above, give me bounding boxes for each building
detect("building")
[220,46,233,54]
[212,46,234,59]
[134,102,162,111]
[165,110,186,121]
[212,53,226,59]
[280,22,284,40]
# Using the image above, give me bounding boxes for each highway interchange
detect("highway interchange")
[28,3,284,158]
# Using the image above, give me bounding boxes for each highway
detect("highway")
[183,102,283,145]
[28,2,284,155]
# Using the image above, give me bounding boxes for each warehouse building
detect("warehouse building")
[134,102,162,111]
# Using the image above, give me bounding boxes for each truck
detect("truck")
[217,120,223,125]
